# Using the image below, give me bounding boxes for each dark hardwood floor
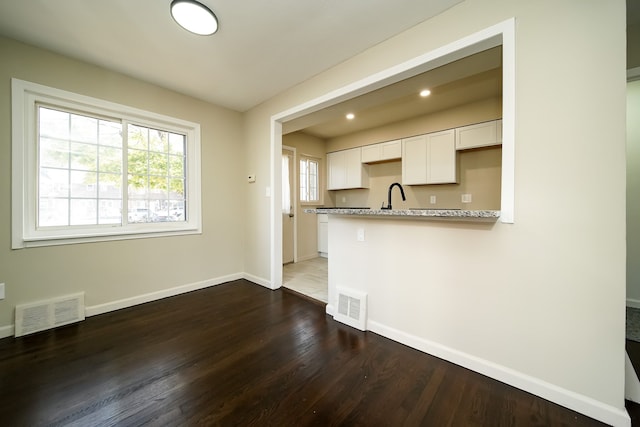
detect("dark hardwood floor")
[0,280,612,426]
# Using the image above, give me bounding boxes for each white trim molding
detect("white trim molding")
[367,320,630,427]
[85,273,244,317]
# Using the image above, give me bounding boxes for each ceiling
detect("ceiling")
[284,47,503,139]
[0,0,463,112]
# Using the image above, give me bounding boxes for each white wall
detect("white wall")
[628,79,640,305]
[0,37,246,331]
[244,0,627,424]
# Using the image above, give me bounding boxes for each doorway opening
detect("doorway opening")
[270,20,515,302]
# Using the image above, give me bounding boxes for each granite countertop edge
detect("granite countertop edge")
[304,208,500,220]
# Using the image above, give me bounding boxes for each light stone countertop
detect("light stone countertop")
[304,207,500,221]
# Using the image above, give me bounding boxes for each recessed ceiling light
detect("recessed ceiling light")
[346,113,355,120]
[170,0,218,36]
[420,89,431,97]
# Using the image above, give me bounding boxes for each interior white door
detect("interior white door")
[282,148,295,264]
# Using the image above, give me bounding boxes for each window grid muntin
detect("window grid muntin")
[37,105,124,228]
[36,105,188,229]
[299,157,320,204]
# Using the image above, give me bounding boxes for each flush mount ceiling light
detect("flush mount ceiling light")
[346,113,355,120]
[419,89,431,97]
[170,0,218,35]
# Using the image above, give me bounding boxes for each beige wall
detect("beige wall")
[325,98,502,210]
[0,37,245,327]
[282,132,328,261]
[628,79,640,303]
[243,0,627,421]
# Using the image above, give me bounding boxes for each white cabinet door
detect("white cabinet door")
[455,120,501,150]
[426,130,457,184]
[361,140,401,163]
[327,148,368,189]
[402,134,428,185]
[402,130,456,185]
[327,151,346,190]
[361,144,381,163]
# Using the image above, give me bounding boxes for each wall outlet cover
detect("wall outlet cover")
[462,193,472,203]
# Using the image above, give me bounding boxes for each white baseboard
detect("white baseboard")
[0,324,15,339]
[367,320,630,427]
[243,273,272,289]
[1,273,273,338]
[627,298,640,309]
[296,254,319,262]
[85,273,244,317]
[326,304,335,316]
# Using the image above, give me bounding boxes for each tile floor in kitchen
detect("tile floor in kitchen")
[283,257,328,303]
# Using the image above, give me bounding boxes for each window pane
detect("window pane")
[39,198,68,227]
[70,114,97,143]
[169,155,184,178]
[70,199,97,225]
[169,178,184,197]
[70,171,97,198]
[149,129,168,153]
[39,108,69,139]
[169,133,185,155]
[99,121,122,147]
[128,149,148,175]
[40,138,69,169]
[128,124,148,150]
[37,106,123,229]
[148,152,167,176]
[99,173,122,197]
[128,175,148,198]
[99,146,122,173]
[40,168,69,198]
[70,142,97,171]
[99,199,122,224]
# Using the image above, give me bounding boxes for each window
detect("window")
[299,156,321,204]
[12,79,201,248]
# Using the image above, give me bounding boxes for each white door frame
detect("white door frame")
[269,18,516,289]
[282,145,298,264]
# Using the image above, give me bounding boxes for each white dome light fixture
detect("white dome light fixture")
[170,0,218,36]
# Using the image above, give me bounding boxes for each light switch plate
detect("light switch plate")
[430,195,436,204]
[0,283,5,300]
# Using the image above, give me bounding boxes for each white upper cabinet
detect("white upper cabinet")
[327,147,369,190]
[361,140,401,164]
[455,119,502,150]
[402,130,457,185]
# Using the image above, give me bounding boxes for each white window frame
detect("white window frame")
[11,78,202,248]
[299,155,322,205]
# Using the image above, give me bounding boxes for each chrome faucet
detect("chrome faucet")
[383,182,405,210]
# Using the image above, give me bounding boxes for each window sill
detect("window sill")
[15,227,202,249]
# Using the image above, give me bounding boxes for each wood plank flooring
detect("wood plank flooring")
[0,280,610,426]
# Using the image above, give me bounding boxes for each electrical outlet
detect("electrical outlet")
[430,195,436,204]
[0,283,5,300]
[461,193,472,203]
[341,196,347,203]
[357,228,365,242]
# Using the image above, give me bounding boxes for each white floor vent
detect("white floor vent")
[334,287,367,331]
[15,293,85,337]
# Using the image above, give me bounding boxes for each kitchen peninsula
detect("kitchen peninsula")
[305,207,500,221]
